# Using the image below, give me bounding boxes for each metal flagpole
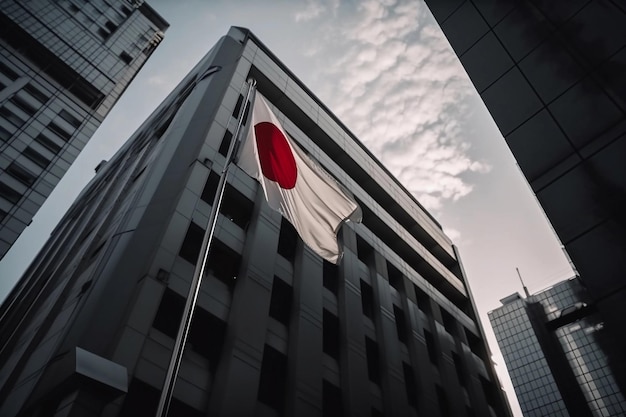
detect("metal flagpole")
[156,78,256,417]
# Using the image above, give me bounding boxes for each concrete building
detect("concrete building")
[0,27,511,417]
[489,278,626,416]
[424,0,626,399]
[0,0,168,259]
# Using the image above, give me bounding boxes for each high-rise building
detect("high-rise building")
[424,0,626,398]
[0,0,168,259]
[489,278,626,416]
[0,27,511,416]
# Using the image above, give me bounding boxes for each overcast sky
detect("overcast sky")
[0,1,577,415]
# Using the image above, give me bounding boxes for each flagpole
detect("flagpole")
[156,78,256,417]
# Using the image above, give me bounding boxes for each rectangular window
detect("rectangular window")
[0,125,11,142]
[277,218,297,262]
[6,162,36,186]
[0,106,25,128]
[356,235,373,264]
[414,284,431,314]
[424,330,438,366]
[269,276,293,326]
[360,279,375,320]
[23,147,51,168]
[206,240,241,291]
[322,380,342,417]
[323,260,339,295]
[393,305,408,344]
[323,309,340,360]
[221,186,253,230]
[258,345,287,413]
[0,181,22,204]
[441,308,457,336]
[58,109,81,128]
[24,84,49,104]
[0,61,19,80]
[200,171,219,204]
[365,337,381,385]
[218,130,233,157]
[10,96,36,116]
[35,133,62,154]
[0,208,7,222]
[120,51,133,65]
[179,221,204,264]
[403,363,417,407]
[388,262,403,293]
[48,121,72,141]
[452,352,466,387]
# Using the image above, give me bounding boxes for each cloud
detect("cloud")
[294,0,339,22]
[301,0,490,211]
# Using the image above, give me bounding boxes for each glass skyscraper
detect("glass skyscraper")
[489,278,626,416]
[0,0,168,259]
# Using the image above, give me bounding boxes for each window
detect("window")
[323,260,338,295]
[403,363,417,407]
[0,125,11,142]
[24,84,49,104]
[10,96,36,116]
[23,147,50,168]
[424,330,438,365]
[179,221,204,264]
[206,240,241,291]
[105,20,117,32]
[0,181,22,204]
[388,262,403,293]
[34,133,62,154]
[465,329,486,357]
[258,345,287,413]
[452,352,466,387]
[200,171,219,204]
[322,380,342,417]
[6,162,36,186]
[0,61,19,80]
[58,109,81,128]
[414,284,431,314]
[48,121,72,141]
[323,309,340,360]
[120,51,133,65]
[0,106,25,128]
[436,385,450,417]
[0,208,7,222]
[441,308,457,335]
[232,94,244,117]
[269,277,292,326]
[221,186,253,230]
[218,130,233,156]
[393,305,408,344]
[277,218,297,262]
[360,279,374,320]
[356,235,373,264]
[365,337,381,385]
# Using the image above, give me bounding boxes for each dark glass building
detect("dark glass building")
[424,0,626,400]
[0,0,168,259]
[489,278,626,416]
[0,27,511,416]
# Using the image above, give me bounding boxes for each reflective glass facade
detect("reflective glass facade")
[0,27,511,417]
[489,279,626,416]
[0,0,168,259]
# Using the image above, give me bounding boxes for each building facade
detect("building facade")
[0,27,511,416]
[424,0,626,399]
[489,278,626,416]
[0,0,168,259]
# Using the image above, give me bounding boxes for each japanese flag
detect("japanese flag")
[237,94,362,263]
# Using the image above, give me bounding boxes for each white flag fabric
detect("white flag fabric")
[237,94,362,264]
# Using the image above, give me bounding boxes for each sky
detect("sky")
[0,1,577,415]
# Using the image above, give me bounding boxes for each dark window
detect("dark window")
[153,288,184,338]
[323,260,338,294]
[0,208,7,222]
[393,305,408,344]
[119,378,204,417]
[0,106,25,127]
[365,337,381,385]
[221,186,253,230]
[121,5,132,16]
[232,94,244,117]
[436,385,450,417]
[200,171,219,204]
[179,221,204,264]
[258,345,287,413]
[58,109,81,128]
[323,309,340,360]
[0,125,11,142]
[465,329,486,357]
[403,362,417,407]
[48,121,72,141]
[441,309,457,336]
[388,262,403,292]
[269,276,292,326]
[424,330,438,365]
[360,279,374,319]
[23,147,50,168]
[277,218,297,262]
[24,84,49,104]
[480,376,498,408]
[414,284,431,314]
[97,27,110,39]
[120,51,133,64]
[0,181,22,204]
[206,240,241,291]
[356,235,373,264]
[452,352,466,387]
[218,130,233,156]
[323,380,342,417]
[10,96,36,116]
[105,20,117,32]
[0,61,19,80]
[6,162,36,186]
[34,133,62,154]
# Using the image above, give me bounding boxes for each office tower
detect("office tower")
[0,27,511,416]
[489,278,626,416]
[0,0,168,259]
[424,0,626,396]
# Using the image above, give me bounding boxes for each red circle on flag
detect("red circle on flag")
[255,122,298,189]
